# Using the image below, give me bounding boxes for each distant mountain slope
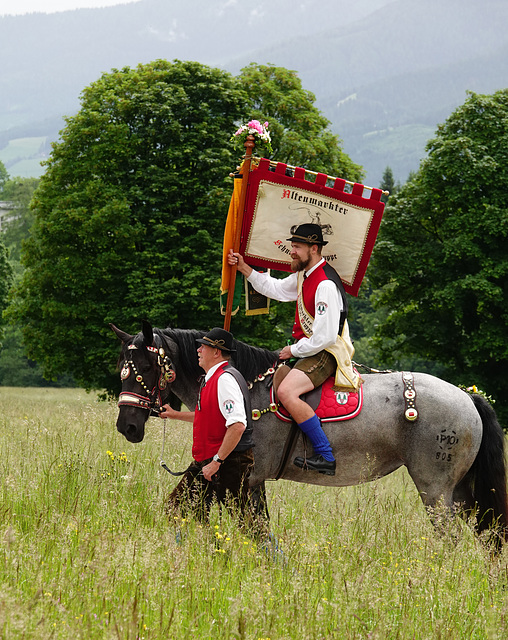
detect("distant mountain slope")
[225,0,508,183]
[326,43,508,183]
[0,0,391,126]
[1,0,507,184]
[0,0,393,177]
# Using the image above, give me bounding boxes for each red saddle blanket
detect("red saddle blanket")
[271,375,363,423]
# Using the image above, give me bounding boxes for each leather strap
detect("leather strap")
[402,372,418,421]
[274,421,300,480]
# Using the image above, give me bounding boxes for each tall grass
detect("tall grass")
[0,387,507,639]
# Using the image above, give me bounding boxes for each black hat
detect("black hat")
[286,223,328,246]
[196,327,236,352]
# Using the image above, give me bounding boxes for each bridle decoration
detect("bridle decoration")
[118,343,176,415]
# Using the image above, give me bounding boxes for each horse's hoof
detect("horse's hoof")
[294,455,336,475]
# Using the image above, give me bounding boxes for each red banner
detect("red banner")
[239,159,385,296]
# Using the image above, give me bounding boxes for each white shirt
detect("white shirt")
[205,361,247,427]
[247,259,343,358]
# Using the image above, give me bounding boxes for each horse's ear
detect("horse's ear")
[110,323,133,344]
[142,319,154,346]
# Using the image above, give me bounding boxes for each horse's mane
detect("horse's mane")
[156,327,280,383]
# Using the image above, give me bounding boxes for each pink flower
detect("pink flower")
[247,120,264,134]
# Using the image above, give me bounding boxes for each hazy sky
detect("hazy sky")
[0,0,140,16]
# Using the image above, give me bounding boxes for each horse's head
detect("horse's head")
[111,320,176,443]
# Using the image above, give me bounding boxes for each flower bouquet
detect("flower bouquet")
[459,384,495,404]
[231,119,273,156]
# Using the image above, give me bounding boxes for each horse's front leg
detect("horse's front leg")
[248,481,270,522]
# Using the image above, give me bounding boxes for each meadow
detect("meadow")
[0,387,507,639]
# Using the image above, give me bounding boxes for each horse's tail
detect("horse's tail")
[467,394,508,541]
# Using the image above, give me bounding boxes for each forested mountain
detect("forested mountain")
[1,0,507,184]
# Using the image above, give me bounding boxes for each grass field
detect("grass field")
[1,387,507,639]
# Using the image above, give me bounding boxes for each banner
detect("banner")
[239,159,385,296]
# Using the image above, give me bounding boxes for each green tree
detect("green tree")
[379,166,400,204]
[1,177,39,267]
[9,60,362,393]
[0,240,11,340]
[0,162,13,336]
[369,90,508,422]
[0,177,56,387]
[238,63,363,180]
[9,60,249,391]
[0,325,74,387]
[0,160,8,191]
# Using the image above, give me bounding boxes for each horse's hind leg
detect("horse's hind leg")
[417,485,461,539]
[407,469,461,537]
[452,476,476,519]
[436,472,500,539]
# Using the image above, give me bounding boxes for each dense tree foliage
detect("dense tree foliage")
[9,60,249,391]
[0,325,75,387]
[0,245,11,340]
[9,60,361,392]
[1,177,38,268]
[0,160,8,190]
[0,177,60,386]
[369,90,508,421]
[0,163,14,341]
[379,166,399,204]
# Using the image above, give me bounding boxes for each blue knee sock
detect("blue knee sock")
[298,414,335,462]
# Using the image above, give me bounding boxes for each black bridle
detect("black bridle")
[117,342,176,416]
[117,339,191,476]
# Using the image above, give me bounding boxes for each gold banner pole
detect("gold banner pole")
[223,134,255,331]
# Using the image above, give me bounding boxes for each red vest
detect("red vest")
[292,263,328,340]
[192,362,229,462]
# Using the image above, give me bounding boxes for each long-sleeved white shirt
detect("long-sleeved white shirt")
[204,361,247,427]
[247,258,343,358]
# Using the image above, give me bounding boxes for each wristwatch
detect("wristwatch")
[213,454,225,464]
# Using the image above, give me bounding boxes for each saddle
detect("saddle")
[271,364,363,423]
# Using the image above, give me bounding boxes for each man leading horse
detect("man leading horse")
[159,327,261,528]
[229,222,361,476]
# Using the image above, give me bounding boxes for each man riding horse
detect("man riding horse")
[229,222,361,476]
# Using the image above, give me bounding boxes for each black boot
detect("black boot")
[294,454,336,476]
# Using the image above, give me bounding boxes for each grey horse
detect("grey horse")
[112,321,508,542]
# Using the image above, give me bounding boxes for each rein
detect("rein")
[160,418,191,476]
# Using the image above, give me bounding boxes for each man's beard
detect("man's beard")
[291,256,311,272]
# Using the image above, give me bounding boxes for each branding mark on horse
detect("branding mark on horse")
[435,428,459,462]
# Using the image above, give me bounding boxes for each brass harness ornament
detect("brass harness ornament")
[248,364,282,420]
